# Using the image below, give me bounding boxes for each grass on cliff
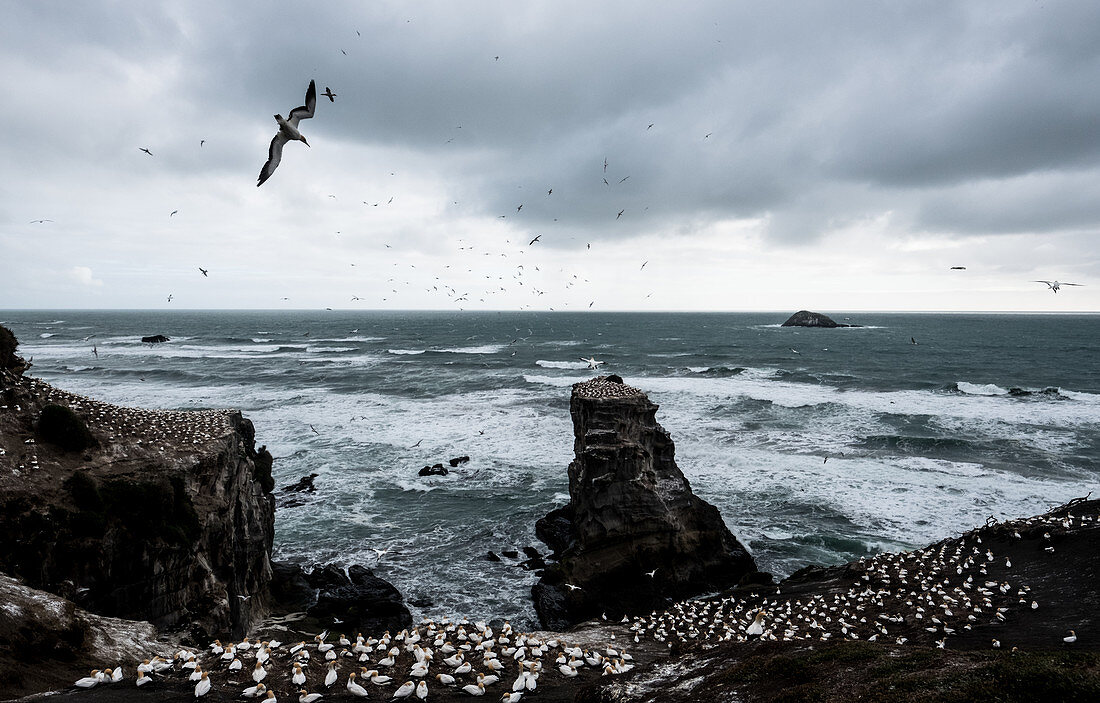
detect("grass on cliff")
[707,641,1100,703]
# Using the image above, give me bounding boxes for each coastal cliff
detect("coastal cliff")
[0,330,275,640]
[533,376,757,629]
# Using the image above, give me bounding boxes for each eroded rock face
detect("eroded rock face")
[533,376,756,629]
[0,571,171,698]
[0,370,275,641]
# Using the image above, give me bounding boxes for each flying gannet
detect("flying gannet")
[579,357,604,370]
[258,79,318,186]
[1034,280,1084,293]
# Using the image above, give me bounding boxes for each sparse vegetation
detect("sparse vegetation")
[37,404,96,452]
[0,325,18,370]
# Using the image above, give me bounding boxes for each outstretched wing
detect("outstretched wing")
[257,132,289,186]
[1033,280,1054,286]
[1061,283,1085,286]
[287,79,317,128]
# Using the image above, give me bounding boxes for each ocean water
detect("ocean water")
[4,310,1099,628]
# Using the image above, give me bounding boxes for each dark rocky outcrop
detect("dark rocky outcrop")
[0,329,275,641]
[448,455,470,467]
[532,376,756,629]
[267,561,413,636]
[419,463,449,476]
[280,472,318,493]
[140,335,170,344]
[307,564,413,634]
[780,310,858,327]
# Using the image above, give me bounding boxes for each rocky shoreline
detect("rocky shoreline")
[2,324,1098,701]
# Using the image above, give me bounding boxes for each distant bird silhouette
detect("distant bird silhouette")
[517,204,523,212]
[167,294,173,302]
[950,266,966,270]
[199,267,208,277]
[616,209,624,219]
[170,210,178,217]
[619,176,629,183]
[257,79,317,186]
[200,139,205,147]
[139,147,153,156]
[647,123,654,130]
[1034,280,1084,293]
[603,158,608,173]
[528,234,542,245]
[29,219,53,224]
[322,86,337,102]
[911,337,917,345]
[640,261,648,270]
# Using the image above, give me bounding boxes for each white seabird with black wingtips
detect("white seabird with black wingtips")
[258,79,317,186]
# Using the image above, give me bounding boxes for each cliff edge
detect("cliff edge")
[0,327,275,642]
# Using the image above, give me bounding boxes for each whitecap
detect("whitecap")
[956,381,1008,396]
[388,349,426,355]
[535,360,590,370]
[436,344,505,354]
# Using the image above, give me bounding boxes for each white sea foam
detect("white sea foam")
[436,344,505,354]
[535,360,590,369]
[956,381,1008,396]
[388,349,426,355]
[39,333,56,338]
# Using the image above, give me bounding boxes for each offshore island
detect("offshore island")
[1,323,1098,702]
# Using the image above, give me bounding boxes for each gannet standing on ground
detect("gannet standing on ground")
[346,673,369,697]
[194,672,211,697]
[258,79,317,186]
[74,671,101,688]
[746,610,766,637]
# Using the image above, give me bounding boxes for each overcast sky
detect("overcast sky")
[2,1,1099,312]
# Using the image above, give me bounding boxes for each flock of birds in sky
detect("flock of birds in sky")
[24,67,1088,308]
[248,76,1086,308]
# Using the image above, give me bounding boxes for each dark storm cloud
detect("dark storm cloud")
[3,0,1100,251]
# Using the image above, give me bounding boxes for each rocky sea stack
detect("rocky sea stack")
[781,310,859,327]
[533,376,757,629]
